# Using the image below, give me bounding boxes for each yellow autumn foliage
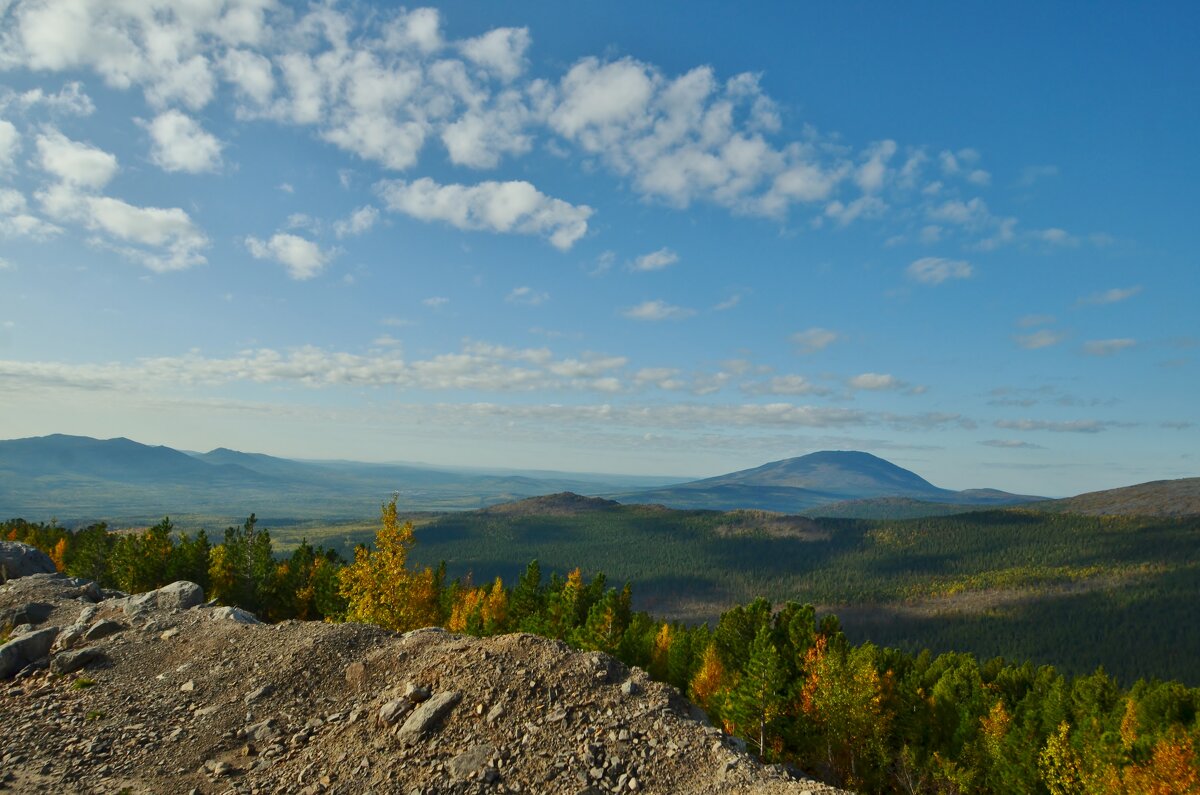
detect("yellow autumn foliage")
[337,497,440,632]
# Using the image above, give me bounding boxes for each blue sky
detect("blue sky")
[0,1,1196,496]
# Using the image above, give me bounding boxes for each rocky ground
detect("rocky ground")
[0,565,849,793]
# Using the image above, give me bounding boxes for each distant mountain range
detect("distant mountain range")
[5,434,1196,525]
[0,434,677,524]
[608,450,1043,514]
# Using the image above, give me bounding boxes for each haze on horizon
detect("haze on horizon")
[0,1,1196,496]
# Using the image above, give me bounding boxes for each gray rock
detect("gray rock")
[50,647,106,675]
[620,679,640,697]
[0,543,56,583]
[403,682,431,702]
[0,626,59,679]
[244,718,280,742]
[154,581,205,611]
[54,624,87,651]
[396,691,461,743]
[84,619,125,642]
[211,606,262,624]
[448,744,495,779]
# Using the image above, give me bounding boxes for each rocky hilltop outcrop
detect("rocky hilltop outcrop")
[0,571,848,794]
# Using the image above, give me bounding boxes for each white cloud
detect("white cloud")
[0,120,17,172]
[422,296,449,308]
[622,299,695,321]
[824,195,886,226]
[928,197,990,227]
[506,286,549,306]
[995,419,1116,434]
[333,205,379,238]
[32,170,207,270]
[4,81,95,115]
[714,293,742,311]
[245,233,334,280]
[440,90,533,168]
[907,257,973,285]
[36,129,117,188]
[848,373,902,391]
[1082,338,1136,357]
[0,0,271,110]
[0,188,25,215]
[220,49,275,106]
[1079,286,1142,306]
[0,257,13,271]
[855,139,897,193]
[791,327,839,354]
[1035,227,1078,246]
[459,27,530,81]
[384,7,443,54]
[377,177,593,250]
[631,247,679,272]
[145,110,223,173]
[744,375,829,396]
[1014,330,1066,350]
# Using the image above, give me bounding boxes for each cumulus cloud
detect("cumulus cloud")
[1015,329,1067,350]
[36,129,118,188]
[377,177,592,250]
[506,286,549,306]
[1078,286,1142,306]
[144,110,223,173]
[1082,338,1136,357]
[631,247,679,272]
[791,327,839,354]
[459,27,531,81]
[87,196,208,271]
[245,233,334,280]
[333,205,379,238]
[0,2,1012,242]
[622,299,695,321]
[907,257,973,285]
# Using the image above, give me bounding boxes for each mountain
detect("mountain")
[0,435,679,524]
[0,434,273,485]
[611,450,1040,514]
[1031,477,1200,517]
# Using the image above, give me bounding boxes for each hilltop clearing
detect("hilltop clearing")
[0,572,843,795]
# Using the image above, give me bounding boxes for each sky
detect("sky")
[0,1,1197,496]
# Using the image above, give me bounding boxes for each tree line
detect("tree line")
[5,507,1199,793]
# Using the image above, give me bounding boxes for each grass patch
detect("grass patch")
[71,677,97,690]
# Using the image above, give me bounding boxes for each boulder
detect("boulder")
[50,647,106,675]
[0,626,59,679]
[83,619,125,642]
[154,581,204,611]
[0,542,56,583]
[211,606,261,624]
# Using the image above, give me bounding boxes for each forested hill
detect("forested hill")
[1030,477,1200,517]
